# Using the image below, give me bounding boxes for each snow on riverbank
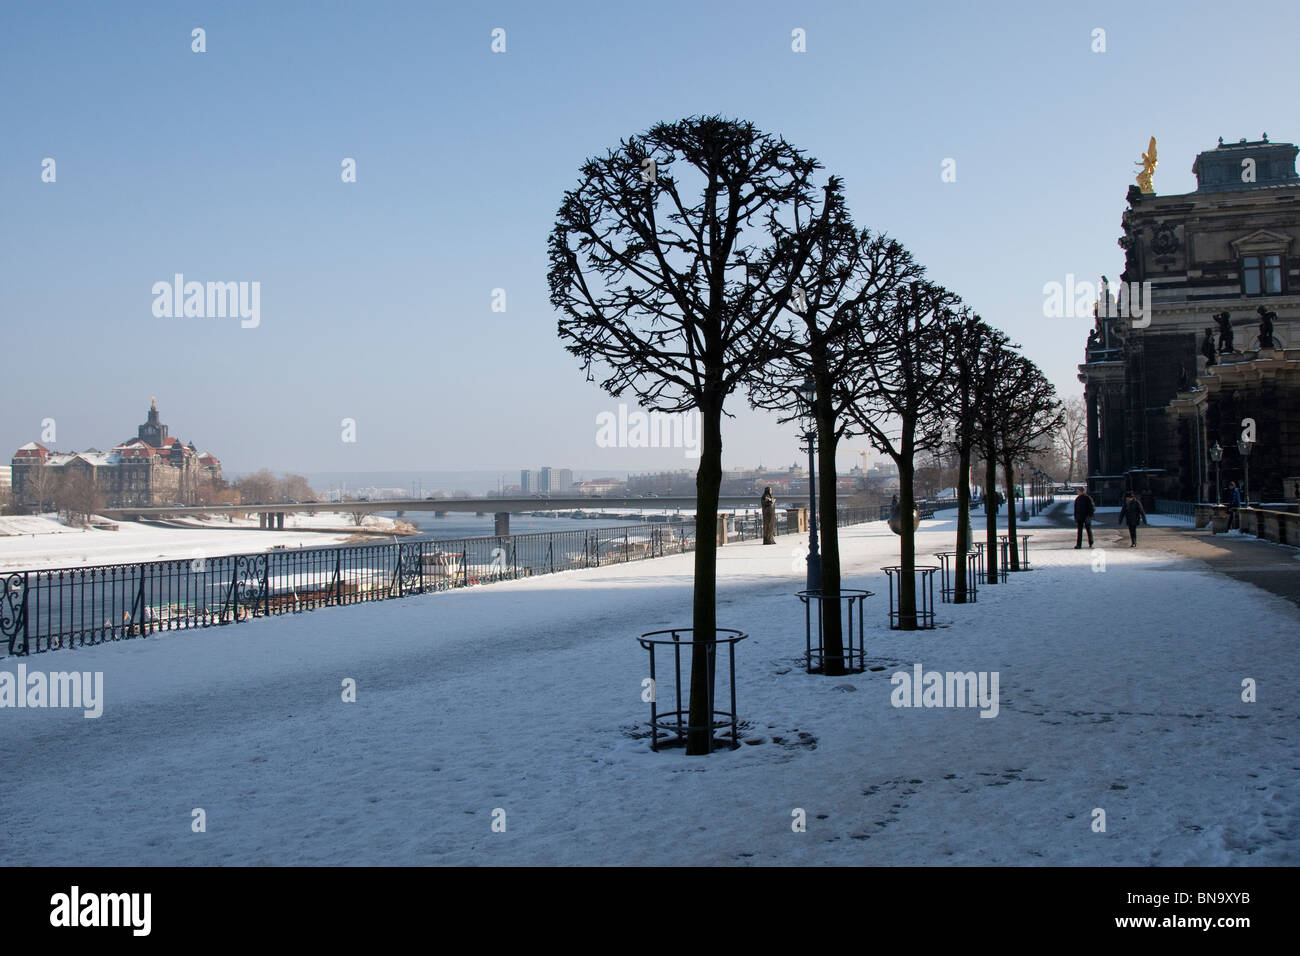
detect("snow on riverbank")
[1,515,1295,865]
[0,512,406,572]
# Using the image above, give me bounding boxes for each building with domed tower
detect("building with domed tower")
[10,398,223,512]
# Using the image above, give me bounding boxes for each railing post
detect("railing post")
[334,549,342,605]
[134,563,148,636]
[20,572,31,656]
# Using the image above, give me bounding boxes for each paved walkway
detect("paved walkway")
[1039,499,1300,609]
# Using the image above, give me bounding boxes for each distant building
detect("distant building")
[0,465,10,489]
[1078,136,1300,504]
[523,466,574,495]
[10,398,222,512]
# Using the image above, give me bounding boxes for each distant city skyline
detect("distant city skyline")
[6,1,1299,474]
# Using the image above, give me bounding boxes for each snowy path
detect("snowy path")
[1,514,1296,865]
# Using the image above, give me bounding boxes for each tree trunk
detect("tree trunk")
[898,438,917,629]
[687,393,723,755]
[1003,458,1020,571]
[984,452,999,584]
[955,444,971,602]
[815,404,844,675]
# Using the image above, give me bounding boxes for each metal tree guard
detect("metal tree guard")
[636,628,748,753]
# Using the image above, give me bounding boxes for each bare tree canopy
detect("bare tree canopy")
[548,115,835,412]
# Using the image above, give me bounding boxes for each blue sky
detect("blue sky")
[4,0,1297,477]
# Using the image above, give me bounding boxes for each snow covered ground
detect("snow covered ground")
[1,509,1295,865]
[0,512,407,572]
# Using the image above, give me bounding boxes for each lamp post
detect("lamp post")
[1019,467,1030,521]
[1209,442,1223,504]
[796,375,822,592]
[1237,436,1254,507]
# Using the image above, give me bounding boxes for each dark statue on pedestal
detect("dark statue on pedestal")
[1201,328,1217,367]
[1257,306,1277,350]
[1213,311,1234,353]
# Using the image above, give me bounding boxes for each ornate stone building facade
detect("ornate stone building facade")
[10,399,222,511]
[1078,137,1300,505]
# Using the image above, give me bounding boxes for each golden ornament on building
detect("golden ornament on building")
[1135,136,1157,194]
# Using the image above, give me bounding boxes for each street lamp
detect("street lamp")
[795,375,822,592]
[1019,467,1030,521]
[1209,442,1223,504]
[1237,436,1254,507]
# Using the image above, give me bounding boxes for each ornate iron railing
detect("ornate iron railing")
[1,509,876,658]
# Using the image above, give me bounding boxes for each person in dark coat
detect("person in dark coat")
[1117,491,1147,547]
[1226,480,1242,530]
[760,487,776,545]
[1073,490,1096,548]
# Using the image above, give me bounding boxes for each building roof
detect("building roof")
[1191,137,1299,193]
[46,450,122,468]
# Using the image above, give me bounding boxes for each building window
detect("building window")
[1242,255,1283,295]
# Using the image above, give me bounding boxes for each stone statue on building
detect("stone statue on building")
[1201,328,1217,367]
[1086,328,1100,358]
[1213,311,1234,353]
[1257,305,1277,350]
[1178,365,1189,391]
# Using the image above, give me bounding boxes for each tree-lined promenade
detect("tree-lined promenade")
[550,116,1062,753]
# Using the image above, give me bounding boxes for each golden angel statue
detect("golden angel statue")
[1135,136,1157,194]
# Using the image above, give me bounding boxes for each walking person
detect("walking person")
[1073,489,1096,548]
[1226,480,1242,530]
[760,486,777,545]
[1117,491,1147,547]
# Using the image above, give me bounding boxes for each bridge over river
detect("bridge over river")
[100,496,804,534]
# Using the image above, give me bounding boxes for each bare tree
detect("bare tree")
[993,357,1063,570]
[748,226,924,672]
[234,469,277,505]
[549,116,834,752]
[1056,396,1087,482]
[941,317,1014,601]
[277,473,317,503]
[27,465,58,514]
[842,280,962,628]
[53,470,104,527]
